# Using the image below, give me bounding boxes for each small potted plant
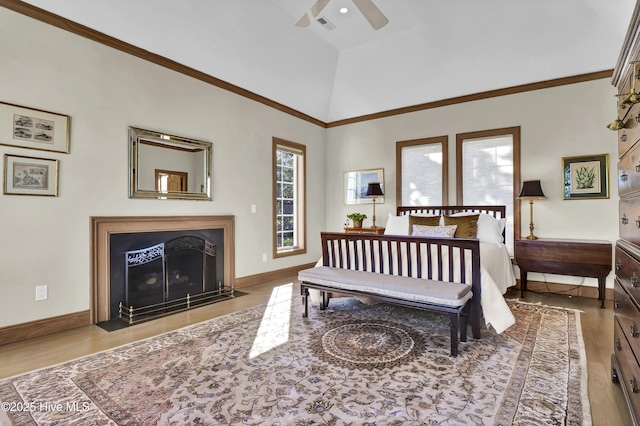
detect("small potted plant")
[347,213,367,228]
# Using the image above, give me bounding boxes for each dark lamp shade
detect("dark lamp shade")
[517,180,546,200]
[365,182,384,197]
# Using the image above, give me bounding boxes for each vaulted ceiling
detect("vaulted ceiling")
[10,0,638,123]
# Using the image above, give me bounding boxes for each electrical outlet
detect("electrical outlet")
[262,253,268,262]
[35,285,48,301]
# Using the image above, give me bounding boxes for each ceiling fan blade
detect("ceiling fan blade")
[352,0,388,30]
[296,0,331,27]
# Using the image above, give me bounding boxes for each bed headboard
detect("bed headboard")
[396,205,506,220]
[396,205,507,241]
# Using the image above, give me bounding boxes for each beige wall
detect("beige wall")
[326,78,619,288]
[0,8,326,327]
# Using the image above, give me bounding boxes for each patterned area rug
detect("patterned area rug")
[0,286,590,425]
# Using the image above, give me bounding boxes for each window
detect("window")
[396,136,448,206]
[456,127,521,254]
[273,138,306,258]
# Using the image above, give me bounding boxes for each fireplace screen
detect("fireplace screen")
[117,233,230,323]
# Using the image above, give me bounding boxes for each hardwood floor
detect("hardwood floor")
[0,278,631,425]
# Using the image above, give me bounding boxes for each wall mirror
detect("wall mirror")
[129,126,212,200]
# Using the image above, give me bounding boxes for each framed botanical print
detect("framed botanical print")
[562,154,609,200]
[0,101,70,153]
[3,154,59,196]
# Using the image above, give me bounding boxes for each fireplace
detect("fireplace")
[90,216,235,324]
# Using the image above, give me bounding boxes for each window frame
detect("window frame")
[396,136,449,207]
[455,126,522,245]
[272,137,307,258]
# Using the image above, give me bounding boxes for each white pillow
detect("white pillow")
[451,211,505,244]
[412,224,457,238]
[477,216,506,244]
[384,213,410,236]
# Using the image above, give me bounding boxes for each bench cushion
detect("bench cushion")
[298,266,472,307]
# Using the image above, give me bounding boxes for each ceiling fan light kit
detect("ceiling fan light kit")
[297,0,388,30]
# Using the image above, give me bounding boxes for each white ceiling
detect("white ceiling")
[16,0,638,123]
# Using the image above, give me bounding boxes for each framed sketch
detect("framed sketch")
[3,154,59,196]
[563,153,609,200]
[0,101,70,153]
[344,168,384,204]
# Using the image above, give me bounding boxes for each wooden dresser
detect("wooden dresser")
[612,4,640,423]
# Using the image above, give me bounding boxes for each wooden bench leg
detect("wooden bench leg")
[471,298,481,339]
[459,307,468,343]
[449,313,459,357]
[302,286,309,318]
[320,291,328,310]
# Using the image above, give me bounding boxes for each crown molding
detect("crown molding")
[1,1,613,130]
[0,0,327,128]
[327,70,613,128]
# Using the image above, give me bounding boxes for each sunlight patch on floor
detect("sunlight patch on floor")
[249,283,293,358]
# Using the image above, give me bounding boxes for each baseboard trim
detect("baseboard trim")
[3,272,600,346]
[0,264,316,346]
[234,262,316,289]
[516,279,613,301]
[0,310,90,346]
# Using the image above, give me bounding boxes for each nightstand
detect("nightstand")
[515,238,612,308]
[343,227,385,235]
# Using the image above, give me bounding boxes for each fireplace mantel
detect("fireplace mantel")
[90,215,235,323]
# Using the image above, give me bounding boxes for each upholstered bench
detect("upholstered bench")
[298,232,482,357]
[298,266,473,356]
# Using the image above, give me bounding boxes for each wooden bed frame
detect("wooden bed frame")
[298,205,508,356]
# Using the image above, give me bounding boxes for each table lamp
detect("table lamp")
[365,182,384,228]
[517,180,546,240]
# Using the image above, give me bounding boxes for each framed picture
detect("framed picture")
[3,154,59,196]
[0,101,70,153]
[562,153,609,200]
[344,168,384,204]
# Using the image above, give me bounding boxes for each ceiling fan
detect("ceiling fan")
[296,0,389,30]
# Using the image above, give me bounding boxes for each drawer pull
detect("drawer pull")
[632,272,639,287]
[632,323,639,337]
[622,171,629,182]
[615,298,621,309]
[635,113,640,124]
[622,132,628,142]
[622,214,629,225]
[616,338,623,351]
[632,377,639,393]
[617,258,623,270]
[637,217,640,229]
[636,163,640,173]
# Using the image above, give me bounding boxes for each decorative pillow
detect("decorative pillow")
[450,212,506,243]
[384,213,410,236]
[443,214,480,238]
[411,225,457,238]
[409,215,441,233]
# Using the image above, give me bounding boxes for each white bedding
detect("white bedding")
[477,242,516,333]
[312,241,516,334]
